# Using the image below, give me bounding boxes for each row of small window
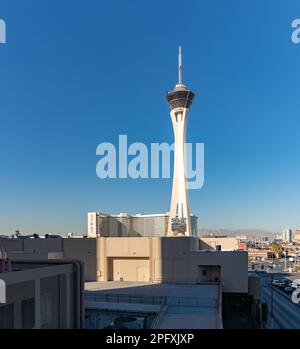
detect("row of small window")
[0,293,52,329]
[0,298,34,329]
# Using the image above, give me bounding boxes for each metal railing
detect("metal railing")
[85,313,102,329]
[151,305,168,329]
[85,292,166,311]
[166,296,218,308]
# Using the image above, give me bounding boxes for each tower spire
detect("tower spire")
[178,46,182,84]
[166,46,195,237]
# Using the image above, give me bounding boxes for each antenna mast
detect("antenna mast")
[178,46,182,84]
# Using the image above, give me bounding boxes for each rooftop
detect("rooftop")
[85,281,221,329]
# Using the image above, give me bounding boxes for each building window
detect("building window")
[21,298,35,329]
[0,303,14,329]
[202,270,208,276]
[41,292,52,325]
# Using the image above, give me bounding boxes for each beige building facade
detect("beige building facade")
[0,236,248,294]
[96,236,247,293]
[199,236,239,251]
[294,229,300,243]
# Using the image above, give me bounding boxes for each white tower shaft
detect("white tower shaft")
[166,47,195,237]
[167,108,191,236]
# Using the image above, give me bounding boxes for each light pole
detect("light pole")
[284,248,287,271]
[268,269,278,329]
[270,272,274,329]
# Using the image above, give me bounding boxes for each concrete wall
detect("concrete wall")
[0,237,248,293]
[24,239,63,252]
[248,275,261,300]
[189,251,248,293]
[0,262,82,329]
[0,238,97,282]
[96,237,248,293]
[110,257,150,281]
[0,239,23,251]
[62,239,96,282]
[7,252,64,260]
[104,237,150,257]
[199,237,239,251]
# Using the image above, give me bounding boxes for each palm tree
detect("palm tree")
[15,230,21,237]
[269,243,284,258]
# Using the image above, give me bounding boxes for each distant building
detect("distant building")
[281,228,293,243]
[238,241,248,250]
[248,249,274,260]
[87,212,198,238]
[236,235,247,240]
[275,233,283,241]
[0,259,84,329]
[294,229,300,243]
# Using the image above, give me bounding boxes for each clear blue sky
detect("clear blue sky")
[0,0,300,234]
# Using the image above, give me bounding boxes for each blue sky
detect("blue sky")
[0,0,300,234]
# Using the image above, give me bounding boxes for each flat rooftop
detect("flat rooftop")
[85,281,217,298]
[85,281,221,329]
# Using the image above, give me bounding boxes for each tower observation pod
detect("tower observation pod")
[166,47,195,236]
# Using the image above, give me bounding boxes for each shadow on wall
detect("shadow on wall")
[198,240,214,251]
[159,237,221,284]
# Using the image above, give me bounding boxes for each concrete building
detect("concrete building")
[294,229,300,243]
[95,236,247,292]
[0,236,247,294]
[0,259,84,329]
[281,228,293,243]
[238,241,248,250]
[247,249,274,261]
[0,237,97,282]
[199,236,239,251]
[87,212,198,238]
[0,231,248,330]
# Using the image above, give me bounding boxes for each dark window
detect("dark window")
[0,303,14,328]
[21,298,35,329]
[202,270,207,276]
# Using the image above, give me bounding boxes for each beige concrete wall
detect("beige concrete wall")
[104,237,150,257]
[96,237,151,282]
[95,236,248,293]
[294,230,300,242]
[199,237,239,251]
[189,251,248,293]
[62,239,96,282]
[0,237,248,293]
[151,237,192,283]
[111,258,150,281]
